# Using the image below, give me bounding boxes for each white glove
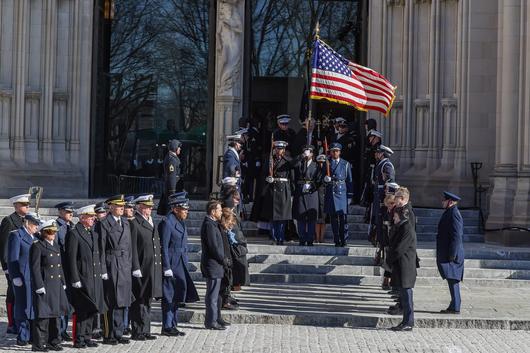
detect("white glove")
[256,161,261,167]
[164,269,173,277]
[12,277,23,287]
[235,171,241,177]
[72,281,82,288]
[4,269,8,274]
[63,285,66,290]
[35,287,46,294]
[265,176,274,184]
[348,198,352,205]
[132,269,142,278]
[324,176,332,183]
[101,273,109,280]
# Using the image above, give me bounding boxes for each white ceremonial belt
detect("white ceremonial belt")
[274,178,289,182]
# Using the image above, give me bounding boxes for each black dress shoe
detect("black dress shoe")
[6,325,17,334]
[85,340,98,348]
[205,323,227,330]
[118,337,130,344]
[279,241,284,245]
[387,306,403,315]
[440,309,460,314]
[17,339,29,346]
[61,332,72,342]
[91,331,102,340]
[132,334,146,341]
[217,319,231,327]
[102,338,118,345]
[162,327,185,337]
[144,334,157,340]
[334,243,340,247]
[222,302,239,310]
[48,343,64,351]
[177,303,186,308]
[73,342,86,348]
[391,323,413,331]
[307,242,314,246]
[123,328,131,336]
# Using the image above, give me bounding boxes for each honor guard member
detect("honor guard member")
[437,191,465,315]
[372,145,396,247]
[8,212,42,345]
[96,195,134,345]
[158,139,183,216]
[159,192,199,336]
[54,201,75,341]
[223,133,244,191]
[30,220,70,352]
[327,117,346,143]
[66,205,106,348]
[95,202,107,221]
[361,129,383,207]
[260,141,294,245]
[129,194,163,340]
[292,145,320,246]
[242,124,262,202]
[333,121,356,164]
[272,115,296,156]
[0,193,31,334]
[324,143,353,247]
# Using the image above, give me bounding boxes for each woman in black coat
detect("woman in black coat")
[386,206,417,331]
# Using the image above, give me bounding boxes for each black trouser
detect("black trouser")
[74,312,95,344]
[33,318,60,348]
[204,278,222,326]
[130,298,152,336]
[103,307,125,340]
[220,267,233,305]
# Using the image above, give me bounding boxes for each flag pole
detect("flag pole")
[306,22,320,146]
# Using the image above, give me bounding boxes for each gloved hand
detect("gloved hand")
[12,277,23,287]
[35,287,46,294]
[256,161,261,167]
[324,176,332,183]
[72,281,82,288]
[348,198,352,205]
[132,269,142,278]
[164,269,174,277]
[265,176,274,184]
[63,285,66,290]
[101,273,109,280]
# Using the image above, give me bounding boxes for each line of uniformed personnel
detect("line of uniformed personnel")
[0,192,200,351]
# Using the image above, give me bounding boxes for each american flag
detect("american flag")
[310,39,396,115]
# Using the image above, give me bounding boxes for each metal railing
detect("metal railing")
[106,174,164,196]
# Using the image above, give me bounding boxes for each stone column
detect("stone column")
[212,0,245,190]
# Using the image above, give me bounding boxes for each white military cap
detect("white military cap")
[273,141,288,149]
[227,134,243,142]
[10,194,31,204]
[133,194,154,206]
[377,145,394,155]
[222,177,239,186]
[38,220,58,232]
[277,114,291,124]
[368,129,383,138]
[75,204,97,216]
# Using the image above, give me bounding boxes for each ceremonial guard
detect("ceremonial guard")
[324,143,353,247]
[242,124,262,202]
[96,195,134,345]
[54,201,75,341]
[315,154,328,243]
[372,145,396,247]
[66,205,105,348]
[222,133,243,196]
[30,220,70,351]
[129,194,162,340]
[437,191,465,314]
[0,193,30,334]
[259,141,294,245]
[292,145,320,246]
[8,212,42,345]
[158,139,183,216]
[272,115,296,156]
[159,192,199,336]
[360,129,382,208]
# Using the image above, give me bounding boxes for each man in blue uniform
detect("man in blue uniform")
[223,133,244,200]
[372,145,396,247]
[324,143,353,247]
[437,191,465,314]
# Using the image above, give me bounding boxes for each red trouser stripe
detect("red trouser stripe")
[6,303,13,327]
[72,313,77,344]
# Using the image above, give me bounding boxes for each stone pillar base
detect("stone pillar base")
[485,229,530,247]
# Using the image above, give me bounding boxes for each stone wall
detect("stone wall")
[0,0,93,197]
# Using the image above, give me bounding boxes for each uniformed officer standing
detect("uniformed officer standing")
[223,133,244,195]
[272,115,296,156]
[260,141,294,245]
[0,193,30,334]
[30,220,70,352]
[241,125,262,202]
[96,195,135,345]
[159,192,199,336]
[332,121,356,163]
[437,191,465,315]
[158,139,183,216]
[129,194,162,340]
[324,143,353,247]
[54,201,75,341]
[360,129,382,207]
[372,145,396,247]
[292,145,320,246]
[8,212,42,346]
[65,204,106,348]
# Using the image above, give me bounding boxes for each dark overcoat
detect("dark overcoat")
[158,152,181,215]
[0,212,24,270]
[65,223,106,314]
[8,228,35,320]
[130,213,163,301]
[292,158,320,221]
[436,205,465,281]
[159,213,199,304]
[324,158,353,215]
[96,215,133,308]
[387,220,417,289]
[200,217,226,279]
[230,215,250,286]
[223,148,241,179]
[30,239,70,318]
[258,156,294,221]
[372,158,395,243]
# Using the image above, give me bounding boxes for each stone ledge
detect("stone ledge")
[485,229,530,247]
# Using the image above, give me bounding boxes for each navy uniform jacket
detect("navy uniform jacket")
[436,205,465,281]
[372,158,395,232]
[65,223,106,314]
[55,217,72,253]
[200,217,227,279]
[158,213,199,304]
[292,158,320,221]
[158,151,181,215]
[130,213,163,301]
[324,158,353,215]
[96,215,133,308]
[333,132,356,163]
[30,239,70,319]
[8,227,35,320]
[0,212,24,270]
[223,148,241,179]
[259,156,294,221]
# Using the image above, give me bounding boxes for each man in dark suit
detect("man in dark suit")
[437,191,465,314]
[95,195,134,345]
[158,140,183,216]
[66,204,106,348]
[0,193,30,334]
[200,200,230,330]
[129,194,163,340]
[159,192,199,336]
